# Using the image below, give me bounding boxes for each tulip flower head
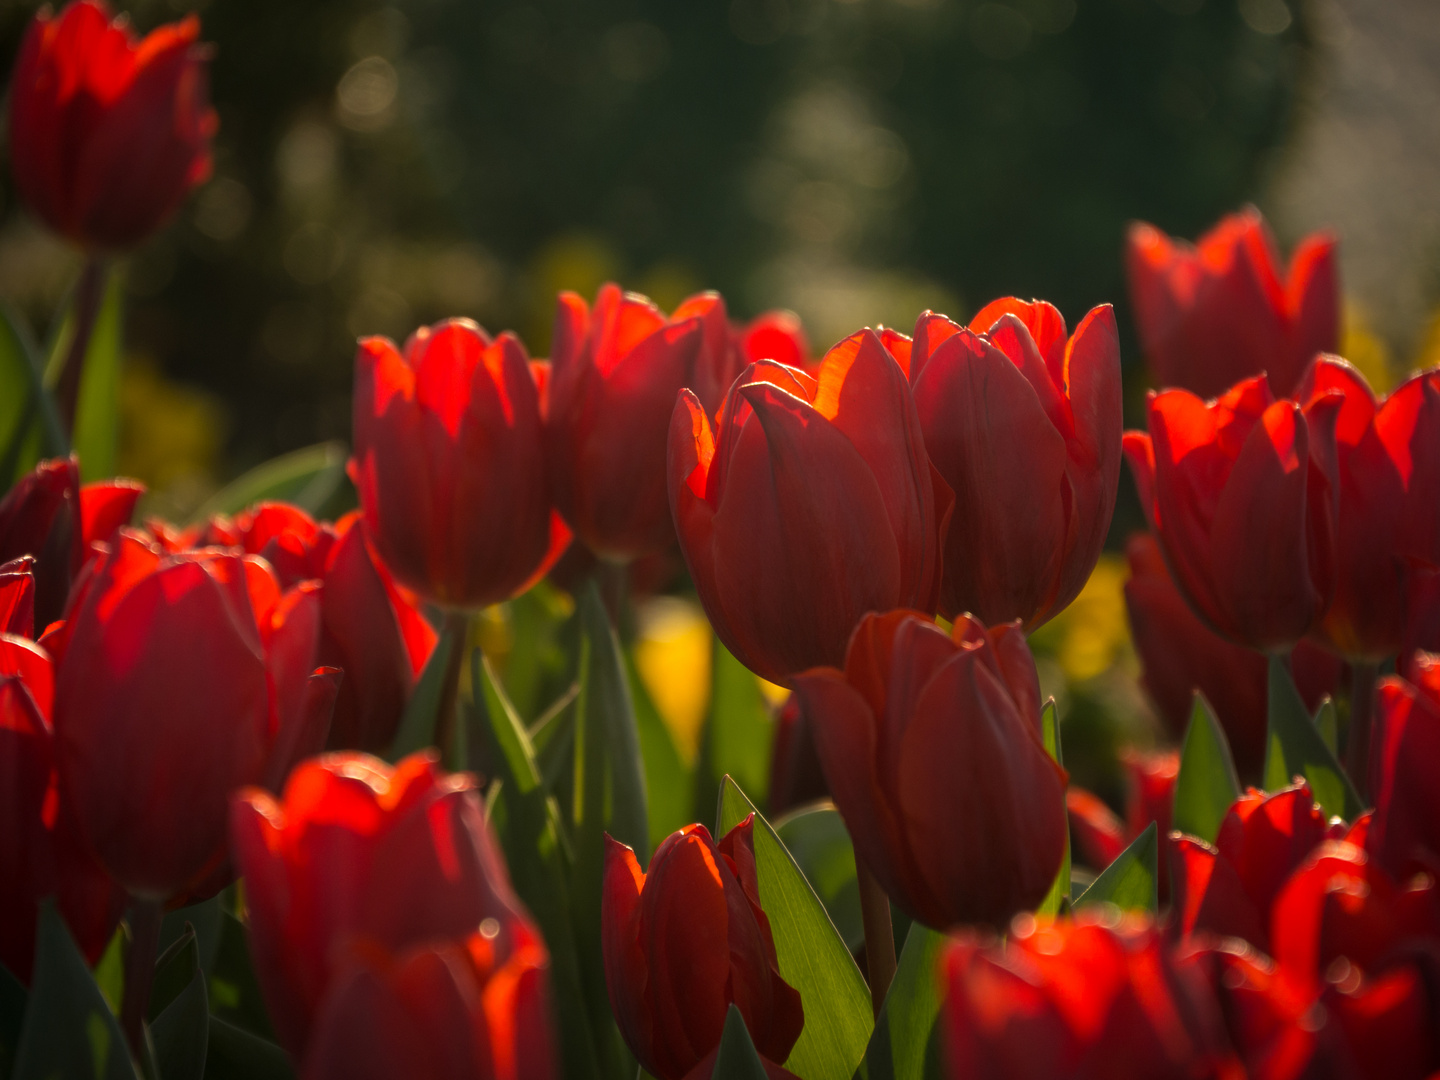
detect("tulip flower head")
[1367,653,1440,881]
[906,298,1123,629]
[793,610,1067,929]
[1126,208,1338,399]
[668,330,950,684]
[8,0,217,251]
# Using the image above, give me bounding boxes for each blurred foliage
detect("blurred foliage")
[0,0,1311,492]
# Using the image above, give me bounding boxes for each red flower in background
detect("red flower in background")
[602,820,803,1080]
[792,611,1066,930]
[907,298,1123,629]
[734,310,811,374]
[545,284,738,561]
[1125,375,1337,652]
[1366,654,1440,881]
[668,331,950,684]
[232,752,553,1079]
[1066,749,1177,901]
[1294,359,1440,660]
[766,694,830,818]
[1126,208,1338,400]
[352,319,568,609]
[7,0,217,251]
[51,530,338,901]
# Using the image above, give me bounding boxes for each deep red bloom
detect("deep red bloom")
[51,530,337,900]
[602,819,803,1080]
[940,914,1237,1079]
[232,752,553,1078]
[545,284,738,560]
[1366,654,1440,881]
[178,504,437,754]
[7,0,217,251]
[352,319,569,609]
[1124,376,1338,652]
[1293,359,1440,660]
[1123,532,1343,778]
[1126,208,1338,400]
[668,331,950,684]
[907,299,1122,628]
[792,610,1066,929]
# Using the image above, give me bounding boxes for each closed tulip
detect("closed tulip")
[352,319,567,609]
[602,820,803,1080]
[51,530,338,900]
[232,752,552,1078]
[907,298,1123,628]
[792,610,1066,929]
[1124,375,1338,653]
[8,0,216,251]
[546,284,736,560]
[668,331,949,684]
[1126,208,1338,399]
[1366,653,1440,881]
[1293,359,1440,660]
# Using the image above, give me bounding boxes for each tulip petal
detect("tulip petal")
[603,835,653,1067]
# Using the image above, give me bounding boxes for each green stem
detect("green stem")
[118,898,163,1062]
[54,256,107,439]
[856,855,896,1017]
[1346,660,1380,803]
[434,610,471,769]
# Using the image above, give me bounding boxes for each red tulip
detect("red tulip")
[1293,359,1440,660]
[232,751,552,1078]
[50,530,337,900]
[1068,750,1178,901]
[940,914,1237,1080]
[7,0,216,251]
[907,298,1123,628]
[1123,532,1344,778]
[735,310,811,374]
[602,820,803,1080]
[668,331,950,684]
[1,630,122,983]
[546,284,738,560]
[1401,565,1440,672]
[1171,783,1347,954]
[0,557,36,636]
[792,610,1066,929]
[1366,654,1440,881]
[1124,375,1338,652]
[1126,208,1338,400]
[352,319,568,609]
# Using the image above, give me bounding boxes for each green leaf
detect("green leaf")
[1315,697,1338,757]
[627,650,694,850]
[1073,821,1158,914]
[66,266,124,483]
[93,927,126,1015]
[500,582,574,722]
[151,952,209,1080]
[864,922,947,1080]
[387,618,460,762]
[160,897,225,977]
[207,912,275,1042]
[1,960,27,1080]
[149,924,199,1021]
[0,301,65,487]
[202,1016,293,1080]
[12,900,137,1080]
[475,650,543,795]
[1263,657,1364,820]
[530,684,579,795]
[1036,698,1069,918]
[711,1005,770,1080]
[1172,692,1241,845]
[774,805,862,952]
[707,641,773,805]
[718,776,872,1080]
[192,442,349,523]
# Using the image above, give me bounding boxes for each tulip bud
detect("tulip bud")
[793,610,1066,929]
[1126,208,1338,400]
[907,299,1123,629]
[546,284,738,560]
[1367,654,1440,882]
[231,752,552,1077]
[7,0,217,251]
[52,530,334,900]
[602,819,803,1080]
[668,331,950,684]
[352,319,568,609]
[1124,376,1338,653]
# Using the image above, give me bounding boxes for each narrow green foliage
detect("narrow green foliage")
[1073,822,1159,914]
[1172,692,1241,844]
[1263,657,1364,820]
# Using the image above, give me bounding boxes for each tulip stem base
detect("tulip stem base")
[435,610,471,769]
[1346,660,1379,802]
[54,256,109,439]
[856,856,896,1017]
[119,897,163,1061]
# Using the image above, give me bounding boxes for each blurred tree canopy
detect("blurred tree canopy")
[0,0,1308,480]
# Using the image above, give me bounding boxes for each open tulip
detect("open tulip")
[1126,208,1338,399]
[546,284,737,561]
[352,318,567,609]
[232,752,552,1077]
[792,610,1066,929]
[8,0,216,251]
[907,298,1122,628]
[51,530,338,900]
[1124,375,1338,652]
[668,331,950,684]
[602,819,803,1080]
[1367,654,1440,881]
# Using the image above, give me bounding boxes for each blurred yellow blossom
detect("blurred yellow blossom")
[1029,555,1133,684]
[634,597,711,764]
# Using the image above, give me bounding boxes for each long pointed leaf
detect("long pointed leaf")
[1172,692,1241,845]
[1263,657,1364,820]
[387,618,460,762]
[193,442,349,522]
[707,641,773,804]
[151,961,208,1080]
[711,1005,770,1080]
[1036,698,1069,917]
[68,267,124,482]
[864,921,947,1080]
[0,301,65,487]
[1073,822,1158,914]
